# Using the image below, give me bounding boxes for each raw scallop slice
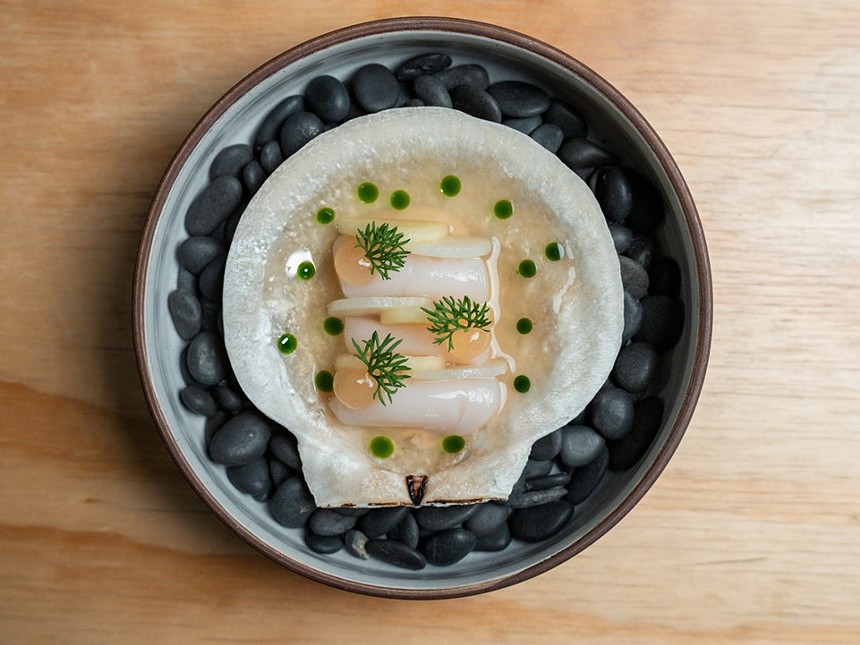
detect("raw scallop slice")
[222,108,624,507]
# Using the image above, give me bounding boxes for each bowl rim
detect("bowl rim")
[133,15,712,600]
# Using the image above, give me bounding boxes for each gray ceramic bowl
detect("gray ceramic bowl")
[133,17,711,599]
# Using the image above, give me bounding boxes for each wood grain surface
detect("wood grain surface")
[2,1,859,642]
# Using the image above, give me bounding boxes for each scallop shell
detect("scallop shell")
[222,108,623,507]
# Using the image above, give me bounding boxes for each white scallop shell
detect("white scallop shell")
[223,108,622,507]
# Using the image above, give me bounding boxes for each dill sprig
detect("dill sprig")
[354,221,411,280]
[351,331,411,405]
[421,296,493,351]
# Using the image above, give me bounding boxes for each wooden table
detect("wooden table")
[3,1,859,642]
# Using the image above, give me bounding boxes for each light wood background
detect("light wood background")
[2,1,859,642]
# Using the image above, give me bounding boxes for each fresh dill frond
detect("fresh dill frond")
[351,331,411,405]
[354,221,410,280]
[421,296,493,351]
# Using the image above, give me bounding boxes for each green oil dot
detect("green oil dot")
[390,189,410,210]
[517,259,537,278]
[440,175,461,197]
[323,316,344,335]
[545,242,564,261]
[513,375,531,393]
[277,333,297,354]
[494,199,514,219]
[370,435,394,459]
[296,261,315,280]
[516,318,533,334]
[315,370,334,392]
[316,207,336,224]
[357,182,379,203]
[442,435,466,454]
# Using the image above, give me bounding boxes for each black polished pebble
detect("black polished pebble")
[530,429,563,460]
[567,445,610,504]
[608,397,665,470]
[212,380,245,413]
[530,123,564,153]
[198,256,226,302]
[543,99,587,137]
[344,529,370,559]
[209,144,253,180]
[269,476,316,528]
[416,504,479,531]
[242,159,266,195]
[259,140,284,174]
[269,431,301,470]
[463,503,510,537]
[366,538,427,570]
[177,267,197,294]
[388,512,420,549]
[475,522,512,552]
[648,257,682,298]
[509,501,573,543]
[625,171,664,233]
[227,457,271,497]
[594,167,634,223]
[352,64,400,112]
[507,487,568,508]
[305,75,351,123]
[421,528,477,566]
[305,530,343,554]
[613,342,658,393]
[396,52,452,80]
[450,85,502,122]
[279,111,324,158]
[413,74,452,108]
[168,289,202,340]
[590,385,635,440]
[619,255,650,299]
[309,508,358,536]
[186,330,228,386]
[209,410,272,466]
[625,236,655,270]
[253,95,305,151]
[525,472,572,491]
[560,424,605,468]
[178,236,225,275]
[185,175,243,236]
[199,298,221,334]
[623,290,644,343]
[503,115,542,134]
[436,64,490,90]
[268,457,292,488]
[558,137,617,169]
[634,295,684,351]
[333,507,368,517]
[357,506,409,538]
[608,223,633,254]
[487,81,550,118]
[179,384,217,417]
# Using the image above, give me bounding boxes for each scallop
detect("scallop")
[222,108,623,507]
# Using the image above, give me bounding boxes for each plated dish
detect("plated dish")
[134,17,711,598]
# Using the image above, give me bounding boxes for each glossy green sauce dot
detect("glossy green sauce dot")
[314,370,334,392]
[323,316,344,335]
[277,333,297,354]
[296,261,315,280]
[370,435,394,459]
[517,259,537,278]
[494,199,514,219]
[440,175,461,197]
[316,207,335,224]
[513,375,531,393]
[516,318,533,334]
[442,435,466,454]
[390,190,410,210]
[357,182,379,203]
[545,242,564,261]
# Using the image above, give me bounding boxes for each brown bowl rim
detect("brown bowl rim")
[133,16,713,600]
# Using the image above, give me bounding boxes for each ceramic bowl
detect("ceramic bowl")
[133,17,711,599]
